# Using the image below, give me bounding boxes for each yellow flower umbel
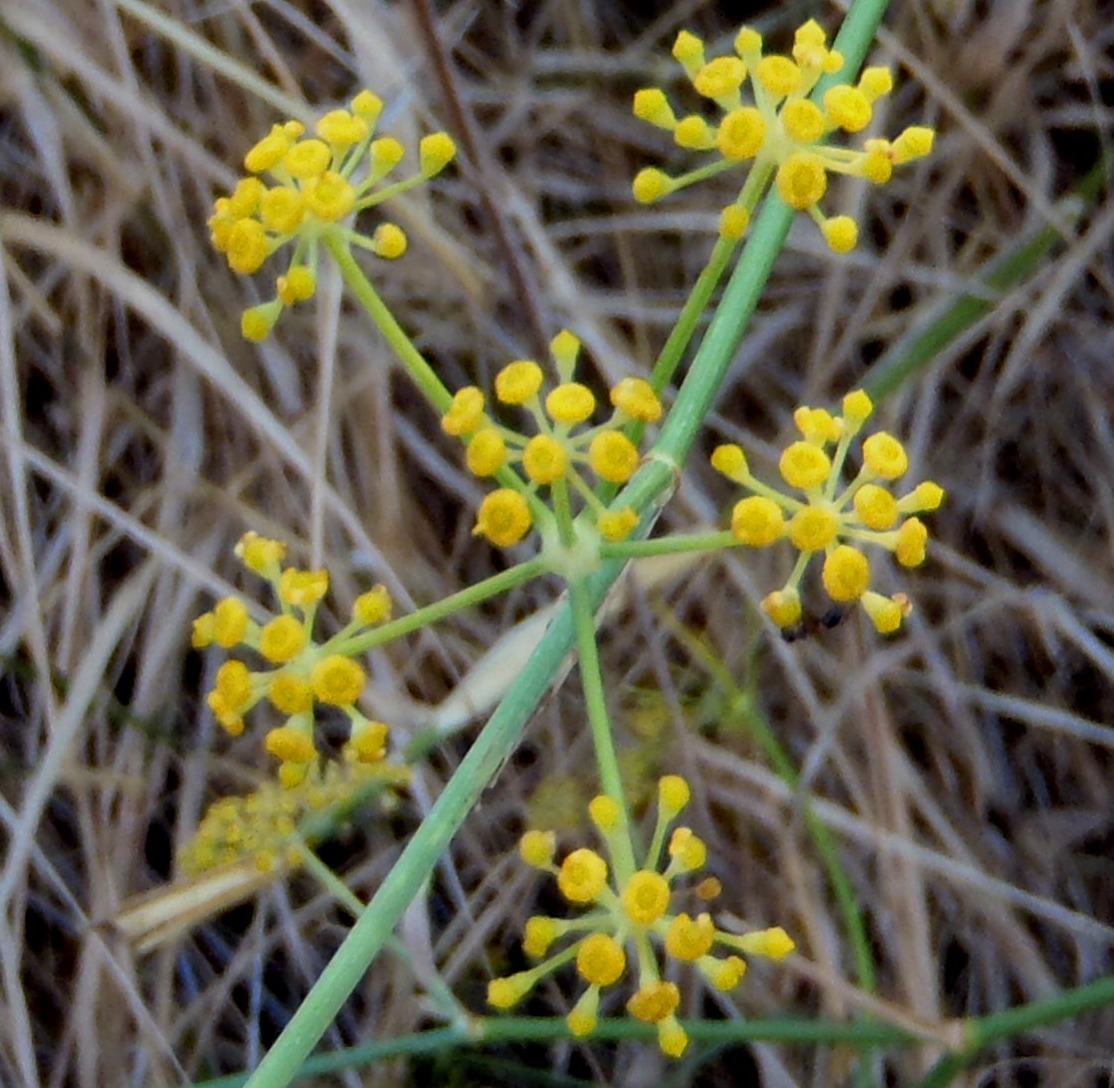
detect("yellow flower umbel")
[441,330,663,550]
[711,389,945,635]
[487,776,794,1057]
[632,20,935,251]
[192,531,399,785]
[208,90,457,340]
[181,757,410,875]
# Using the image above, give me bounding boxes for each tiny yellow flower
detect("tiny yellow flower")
[557,848,608,903]
[658,774,690,816]
[353,584,392,625]
[762,587,802,629]
[212,597,250,648]
[822,545,871,602]
[588,795,622,832]
[895,517,929,567]
[622,871,671,926]
[495,360,544,405]
[610,377,662,422]
[310,655,366,706]
[520,829,557,868]
[279,568,329,608]
[265,725,316,765]
[370,222,407,259]
[627,980,680,1023]
[665,912,715,961]
[731,496,785,546]
[546,382,596,425]
[442,386,486,436]
[473,489,533,547]
[466,428,508,477]
[779,441,832,489]
[576,933,626,986]
[269,672,314,715]
[668,827,707,872]
[258,615,307,664]
[588,431,639,483]
[522,434,569,484]
[597,507,639,541]
[523,916,559,957]
[863,432,909,480]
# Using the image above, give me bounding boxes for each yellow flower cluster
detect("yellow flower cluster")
[192,532,397,786]
[441,330,663,548]
[208,91,456,340]
[487,775,794,1057]
[181,758,411,875]
[632,20,935,251]
[712,389,944,635]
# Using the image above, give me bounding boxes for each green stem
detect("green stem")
[599,530,735,560]
[240,6,893,1084]
[192,1016,919,1088]
[323,233,453,413]
[914,975,1114,1088]
[333,557,547,657]
[300,848,466,1025]
[567,576,637,874]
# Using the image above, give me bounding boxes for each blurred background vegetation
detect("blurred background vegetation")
[1,0,1112,1085]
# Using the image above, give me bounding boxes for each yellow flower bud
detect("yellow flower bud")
[522,434,569,484]
[557,847,608,903]
[284,139,331,180]
[731,496,785,546]
[762,587,802,629]
[520,829,557,867]
[717,107,766,161]
[265,726,316,765]
[755,55,801,98]
[353,585,392,625]
[576,933,626,986]
[212,597,249,647]
[441,386,485,436]
[627,980,679,1023]
[622,870,671,925]
[853,484,898,530]
[303,171,355,222]
[545,382,595,425]
[370,223,407,259]
[419,132,456,176]
[588,431,639,483]
[787,506,839,551]
[822,545,870,601]
[259,615,307,663]
[633,88,677,129]
[776,152,827,210]
[632,167,675,204]
[693,56,745,100]
[719,203,750,240]
[779,440,832,489]
[658,774,690,815]
[310,655,365,706]
[610,377,662,422]
[597,507,639,541]
[895,517,929,567]
[495,360,543,405]
[824,85,872,133]
[466,427,508,477]
[862,431,909,480]
[665,911,715,961]
[473,489,532,547]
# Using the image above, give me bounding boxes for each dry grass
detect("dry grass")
[1,0,1113,1085]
